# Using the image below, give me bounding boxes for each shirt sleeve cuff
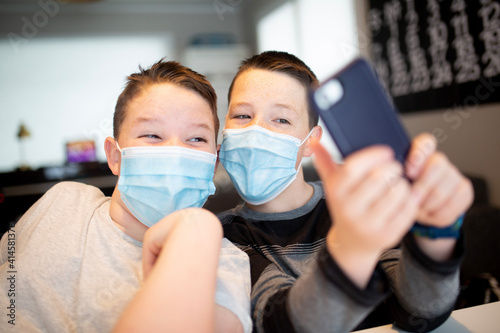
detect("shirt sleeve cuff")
[402,231,465,276]
[316,245,390,307]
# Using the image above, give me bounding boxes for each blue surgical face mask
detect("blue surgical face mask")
[116,144,216,227]
[219,125,312,205]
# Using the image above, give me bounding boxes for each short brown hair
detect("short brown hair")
[228,51,319,129]
[114,59,219,140]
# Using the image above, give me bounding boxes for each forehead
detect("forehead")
[230,69,308,117]
[126,83,215,131]
[232,69,307,104]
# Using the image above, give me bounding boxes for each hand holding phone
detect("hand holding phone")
[308,60,420,285]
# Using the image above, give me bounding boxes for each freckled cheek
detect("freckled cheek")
[224,120,239,129]
[225,117,238,125]
[295,145,307,168]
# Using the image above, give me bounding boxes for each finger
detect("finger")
[384,189,420,248]
[142,232,161,279]
[405,133,437,180]
[419,178,474,225]
[369,177,414,227]
[310,137,339,185]
[348,160,404,214]
[412,152,449,204]
[335,146,396,198]
[420,165,461,214]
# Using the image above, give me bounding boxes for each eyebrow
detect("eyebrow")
[133,117,213,133]
[133,117,158,125]
[189,122,213,132]
[230,102,298,113]
[273,103,298,113]
[229,102,251,110]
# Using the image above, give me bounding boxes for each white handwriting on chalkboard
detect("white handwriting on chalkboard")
[405,0,431,93]
[372,43,391,92]
[451,0,481,83]
[427,0,453,89]
[385,0,411,96]
[479,0,500,78]
[369,7,391,92]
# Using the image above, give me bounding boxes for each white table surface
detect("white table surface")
[355,301,500,333]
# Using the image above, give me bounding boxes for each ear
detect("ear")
[104,137,121,176]
[303,125,323,158]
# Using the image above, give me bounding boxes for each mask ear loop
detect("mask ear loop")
[299,129,315,147]
[295,128,315,172]
[116,141,122,153]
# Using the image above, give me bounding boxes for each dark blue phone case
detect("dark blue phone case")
[310,58,411,165]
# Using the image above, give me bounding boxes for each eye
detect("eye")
[275,118,290,124]
[232,114,251,119]
[140,134,161,139]
[188,137,208,143]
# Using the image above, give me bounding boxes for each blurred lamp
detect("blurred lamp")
[17,123,31,171]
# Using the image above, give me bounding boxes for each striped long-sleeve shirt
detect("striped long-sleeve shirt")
[218,181,464,333]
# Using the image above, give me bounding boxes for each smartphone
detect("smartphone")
[309,58,411,165]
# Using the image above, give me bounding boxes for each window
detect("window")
[257,0,359,80]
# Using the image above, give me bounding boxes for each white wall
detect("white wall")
[0,1,245,172]
[401,104,500,207]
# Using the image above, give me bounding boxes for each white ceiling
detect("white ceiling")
[0,0,229,14]
[0,0,215,4]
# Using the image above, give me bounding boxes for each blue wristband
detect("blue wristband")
[410,214,464,239]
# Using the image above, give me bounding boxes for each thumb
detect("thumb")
[310,137,339,184]
[141,214,178,279]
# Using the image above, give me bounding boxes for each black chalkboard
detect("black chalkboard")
[368,0,500,113]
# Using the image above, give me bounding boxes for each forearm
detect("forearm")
[255,246,388,333]
[113,217,222,333]
[381,233,464,332]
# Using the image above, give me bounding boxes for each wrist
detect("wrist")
[412,236,457,262]
[326,232,380,289]
[410,214,464,239]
